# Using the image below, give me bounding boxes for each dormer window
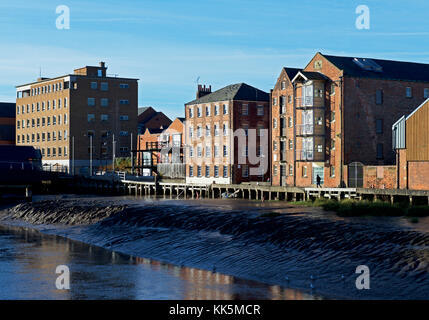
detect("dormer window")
[97,69,102,77]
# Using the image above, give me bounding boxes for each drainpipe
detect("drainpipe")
[293,83,297,187]
[339,76,345,187]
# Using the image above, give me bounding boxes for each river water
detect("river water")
[1,195,429,300]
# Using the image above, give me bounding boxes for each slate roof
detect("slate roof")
[185,83,269,105]
[322,53,429,82]
[283,67,302,80]
[0,102,15,118]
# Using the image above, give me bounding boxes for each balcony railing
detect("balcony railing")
[296,96,314,108]
[296,149,314,161]
[297,124,314,135]
[281,128,287,137]
[280,151,287,162]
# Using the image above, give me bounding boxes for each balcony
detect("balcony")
[296,96,324,109]
[280,151,287,162]
[281,128,288,137]
[296,149,314,161]
[297,124,313,136]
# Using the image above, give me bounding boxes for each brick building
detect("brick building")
[185,83,270,185]
[15,62,138,174]
[271,52,429,188]
[0,102,16,145]
[136,117,185,177]
[393,98,429,191]
[138,106,171,134]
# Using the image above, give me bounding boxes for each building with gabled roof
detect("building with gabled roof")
[185,83,270,185]
[271,52,429,188]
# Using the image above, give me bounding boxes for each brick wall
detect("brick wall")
[407,161,429,190]
[363,165,397,189]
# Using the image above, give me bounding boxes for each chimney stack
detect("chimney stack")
[196,84,212,99]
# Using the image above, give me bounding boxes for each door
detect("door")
[312,164,324,186]
[348,162,364,188]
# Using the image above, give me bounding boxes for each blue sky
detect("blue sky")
[1,0,429,119]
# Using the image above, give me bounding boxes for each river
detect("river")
[0,195,428,300]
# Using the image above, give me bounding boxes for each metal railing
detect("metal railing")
[296,149,314,161]
[297,124,314,135]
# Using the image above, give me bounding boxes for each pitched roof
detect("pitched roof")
[283,67,302,80]
[292,71,327,82]
[185,83,269,105]
[138,106,154,116]
[321,53,429,82]
[0,102,15,118]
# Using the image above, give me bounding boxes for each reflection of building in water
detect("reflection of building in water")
[134,256,316,300]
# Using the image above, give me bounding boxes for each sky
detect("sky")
[1,0,429,119]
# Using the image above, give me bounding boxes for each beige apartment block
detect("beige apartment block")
[15,62,138,174]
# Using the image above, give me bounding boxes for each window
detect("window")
[223,104,228,115]
[205,166,210,178]
[189,107,194,118]
[58,131,62,141]
[242,165,249,178]
[257,105,264,116]
[376,143,384,159]
[280,96,286,108]
[273,98,277,106]
[281,81,286,90]
[215,105,219,115]
[197,146,202,157]
[289,139,293,150]
[197,107,202,117]
[91,82,98,89]
[223,123,228,136]
[64,130,67,140]
[101,98,109,107]
[288,95,292,104]
[197,126,202,137]
[331,111,336,122]
[189,126,193,138]
[214,124,219,136]
[52,116,56,125]
[120,131,129,136]
[243,125,248,137]
[47,148,50,157]
[317,145,323,153]
[288,117,293,128]
[331,83,336,95]
[214,166,219,177]
[376,89,383,105]
[17,121,20,129]
[97,69,102,77]
[376,119,383,134]
[205,106,210,116]
[189,146,194,157]
[289,165,293,176]
[273,118,277,129]
[47,132,51,141]
[64,114,67,124]
[273,141,278,151]
[273,165,278,176]
[47,117,50,126]
[120,115,129,121]
[58,147,62,156]
[197,166,202,177]
[214,145,219,157]
[87,114,95,122]
[302,166,307,177]
[101,82,108,91]
[52,132,56,141]
[223,145,228,157]
[189,166,194,177]
[17,135,20,143]
[223,166,228,178]
[424,88,429,99]
[88,98,95,106]
[120,83,129,89]
[406,87,412,98]
[58,115,61,125]
[119,100,129,105]
[242,104,248,115]
[330,166,335,177]
[331,139,335,150]
[64,147,68,156]
[205,125,210,137]
[101,114,109,121]
[206,145,211,157]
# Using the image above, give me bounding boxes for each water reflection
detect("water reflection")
[0,225,317,300]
